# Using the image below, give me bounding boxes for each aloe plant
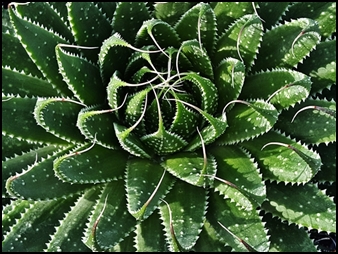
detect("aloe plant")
[2,2,336,252]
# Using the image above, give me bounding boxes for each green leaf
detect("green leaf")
[2,33,44,78]
[276,98,336,144]
[66,2,112,63]
[193,219,232,252]
[154,2,196,27]
[159,180,208,251]
[2,96,64,144]
[255,2,290,30]
[175,3,216,56]
[179,40,214,80]
[262,182,336,232]
[313,143,336,183]
[214,14,263,69]
[114,122,152,159]
[45,187,99,252]
[140,90,188,155]
[212,2,255,33]
[112,2,150,44]
[15,2,74,42]
[34,98,86,143]
[161,152,217,187]
[9,6,73,97]
[208,191,270,252]
[135,19,181,49]
[2,198,77,252]
[216,99,279,145]
[54,144,128,184]
[109,231,136,252]
[76,106,121,149]
[134,210,169,252]
[126,157,175,220]
[112,88,152,158]
[241,130,322,184]
[99,33,131,85]
[124,88,151,135]
[2,66,59,97]
[1,134,41,161]
[214,57,246,112]
[240,68,312,110]
[297,39,336,94]
[2,199,33,240]
[85,181,136,251]
[180,100,227,151]
[48,2,69,24]
[284,2,336,38]
[95,2,117,22]
[253,18,321,71]
[2,144,60,197]
[209,145,266,209]
[141,129,188,156]
[168,94,200,139]
[5,146,89,200]
[182,72,218,114]
[263,213,317,252]
[55,45,106,105]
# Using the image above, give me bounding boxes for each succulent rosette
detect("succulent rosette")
[2,2,336,252]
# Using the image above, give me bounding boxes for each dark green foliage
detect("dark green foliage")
[2,2,336,252]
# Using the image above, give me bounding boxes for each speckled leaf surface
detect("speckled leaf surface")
[209,145,266,210]
[54,144,128,184]
[134,210,169,252]
[2,96,64,144]
[212,2,255,33]
[2,144,60,197]
[2,197,77,252]
[276,98,336,144]
[2,67,58,97]
[112,2,150,44]
[34,98,86,143]
[214,14,263,69]
[76,106,121,149]
[45,187,99,252]
[175,3,216,56]
[15,2,74,42]
[297,39,336,94]
[2,2,336,252]
[253,18,321,71]
[241,130,321,184]
[214,58,245,112]
[5,146,90,200]
[192,219,232,252]
[240,69,312,110]
[179,40,214,80]
[262,182,336,233]
[2,199,33,239]
[56,45,106,105]
[9,6,72,97]
[284,2,336,38]
[136,19,180,49]
[126,157,175,220]
[216,100,279,145]
[154,3,196,27]
[208,191,270,252]
[66,2,112,62]
[2,32,44,78]
[161,152,217,187]
[84,181,136,251]
[159,180,207,251]
[263,213,317,252]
